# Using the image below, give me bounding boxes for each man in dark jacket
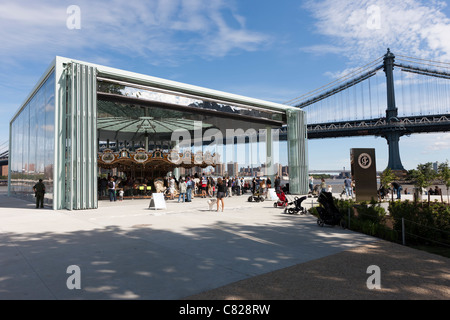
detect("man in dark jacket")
[33,179,46,208]
[392,182,402,199]
[274,176,281,192]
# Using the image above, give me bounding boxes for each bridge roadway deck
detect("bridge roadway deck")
[306,114,450,139]
[0,189,448,300]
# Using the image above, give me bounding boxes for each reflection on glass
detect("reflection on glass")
[10,71,55,206]
[98,80,284,123]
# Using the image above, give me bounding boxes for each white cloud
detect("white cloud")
[303,0,450,62]
[300,44,348,56]
[0,0,269,63]
[0,2,65,26]
[324,67,363,80]
[400,132,450,162]
[424,132,450,152]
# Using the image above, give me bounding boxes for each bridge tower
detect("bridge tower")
[382,49,405,172]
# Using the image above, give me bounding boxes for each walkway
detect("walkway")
[0,191,448,300]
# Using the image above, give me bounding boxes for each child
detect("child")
[119,189,124,201]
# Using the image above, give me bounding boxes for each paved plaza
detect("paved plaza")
[0,189,449,300]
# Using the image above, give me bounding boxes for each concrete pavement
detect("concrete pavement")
[0,190,380,300]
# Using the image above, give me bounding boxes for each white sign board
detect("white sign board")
[267,188,277,200]
[149,193,166,210]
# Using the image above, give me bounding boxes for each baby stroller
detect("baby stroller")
[316,191,346,228]
[308,185,320,198]
[273,190,288,208]
[284,196,307,215]
[248,187,265,202]
[377,185,390,200]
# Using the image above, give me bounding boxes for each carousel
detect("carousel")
[98,147,219,197]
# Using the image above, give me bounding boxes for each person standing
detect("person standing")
[227,177,233,197]
[266,177,272,190]
[108,177,117,202]
[235,176,241,196]
[261,179,267,197]
[320,178,326,193]
[100,177,108,198]
[216,177,226,212]
[274,176,281,193]
[178,178,187,203]
[392,182,402,200]
[185,176,193,202]
[207,177,213,197]
[201,173,208,198]
[169,176,176,200]
[309,176,314,193]
[210,177,216,197]
[344,176,353,198]
[33,179,46,208]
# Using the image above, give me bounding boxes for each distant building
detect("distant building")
[433,161,439,173]
[227,162,239,177]
[215,163,225,177]
[1,165,7,177]
[274,163,283,177]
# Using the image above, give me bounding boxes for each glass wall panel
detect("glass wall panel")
[97,80,286,125]
[45,73,55,200]
[10,71,55,206]
[22,104,29,195]
[287,109,309,195]
[29,95,37,188]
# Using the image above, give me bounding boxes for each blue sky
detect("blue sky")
[1,0,450,171]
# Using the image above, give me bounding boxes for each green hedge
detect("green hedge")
[308,196,450,254]
[309,198,398,241]
[389,200,450,246]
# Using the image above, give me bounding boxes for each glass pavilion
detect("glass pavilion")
[9,57,308,210]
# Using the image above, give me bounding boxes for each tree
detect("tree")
[408,162,436,190]
[408,162,437,203]
[380,168,396,188]
[438,161,450,204]
[380,168,396,202]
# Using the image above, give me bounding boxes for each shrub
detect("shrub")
[309,195,450,246]
[389,201,450,246]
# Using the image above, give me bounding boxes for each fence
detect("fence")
[343,204,450,255]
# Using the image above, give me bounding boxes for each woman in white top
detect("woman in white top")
[169,176,175,200]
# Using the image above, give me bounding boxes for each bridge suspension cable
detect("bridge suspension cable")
[395,54,450,68]
[0,140,8,153]
[285,55,384,106]
[393,55,450,118]
[293,65,383,109]
[395,63,450,80]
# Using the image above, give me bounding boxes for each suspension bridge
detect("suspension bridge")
[0,142,8,167]
[284,49,450,171]
[1,50,449,172]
